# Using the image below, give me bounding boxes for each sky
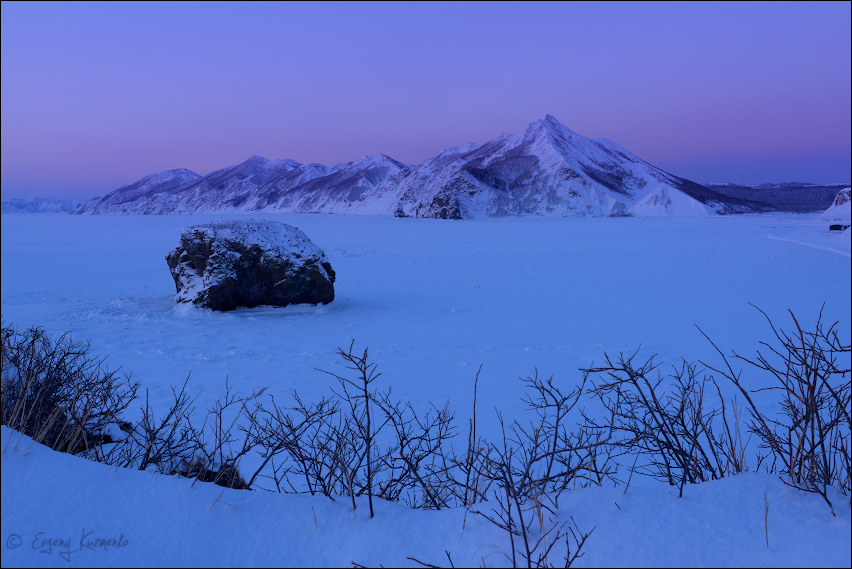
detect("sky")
[1,1,850,200]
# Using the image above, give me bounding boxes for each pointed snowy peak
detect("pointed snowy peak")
[540,114,568,131]
[523,114,583,141]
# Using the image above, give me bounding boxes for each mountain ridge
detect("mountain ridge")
[61,116,811,217]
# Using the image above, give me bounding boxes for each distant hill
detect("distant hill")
[705,183,847,213]
[1,197,86,214]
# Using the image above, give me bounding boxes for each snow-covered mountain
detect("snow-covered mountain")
[253,154,409,215]
[1,196,86,214]
[393,115,723,218]
[74,116,751,218]
[74,154,409,215]
[73,168,202,214]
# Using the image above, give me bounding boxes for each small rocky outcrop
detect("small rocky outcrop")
[819,187,852,222]
[165,219,335,311]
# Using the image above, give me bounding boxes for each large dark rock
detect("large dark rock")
[165,219,335,311]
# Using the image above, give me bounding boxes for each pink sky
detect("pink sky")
[1,1,850,199]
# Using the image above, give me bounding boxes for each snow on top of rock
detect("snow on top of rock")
[182,219,330,265]
[819,187,851,221]
[832,187,851,206]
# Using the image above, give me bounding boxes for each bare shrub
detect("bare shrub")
[374,394,457,509]
[247,391,341,494]
[249,342,458,513]
[582,351,747,497]
[456,371,604,568]
[699,304,851,510]
[318,342,388,517]
[1,322,138,455]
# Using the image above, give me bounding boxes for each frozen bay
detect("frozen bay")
[2,213,849,432]
[2,212,851,567]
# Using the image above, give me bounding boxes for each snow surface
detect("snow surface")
[3,425,850,568]
[2,212,851,567]
[179,219,331,264]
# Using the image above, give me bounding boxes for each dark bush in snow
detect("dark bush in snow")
[0,322,138,455]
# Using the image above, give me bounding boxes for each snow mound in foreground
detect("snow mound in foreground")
[2,425,849,568]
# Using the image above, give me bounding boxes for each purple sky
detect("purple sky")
[2,1,850,200]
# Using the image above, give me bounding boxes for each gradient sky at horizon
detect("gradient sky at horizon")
[2,1,850,200]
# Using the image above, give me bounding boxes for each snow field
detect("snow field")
[1,212,850,567]
[2,426,850,567]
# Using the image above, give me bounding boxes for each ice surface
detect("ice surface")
[2,212,849,426]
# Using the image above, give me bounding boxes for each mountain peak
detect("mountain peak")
[244,154,270,164]
[533,115,585,138]
[532,114,564,129]
[137,168,199,185]
[356,153,390,164]
[524,114,582,142]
